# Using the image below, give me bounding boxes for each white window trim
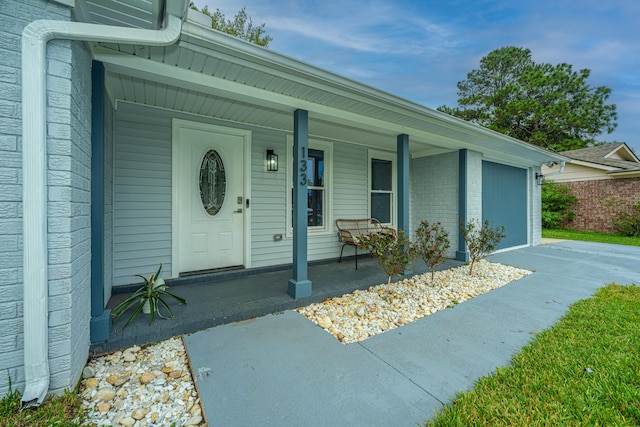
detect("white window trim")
[368,149,397,228]
[286,136,333,237]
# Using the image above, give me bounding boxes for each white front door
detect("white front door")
[174,123,247,274]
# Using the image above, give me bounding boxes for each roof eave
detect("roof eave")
[181,17,566,165]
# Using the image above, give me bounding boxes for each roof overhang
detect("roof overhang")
[80,3,567,168]
[608,170,640,178]
[566,159,619,172]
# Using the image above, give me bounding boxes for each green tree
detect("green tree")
[189,2,272,47]
[438,47,617,152]
[541,181,578,228]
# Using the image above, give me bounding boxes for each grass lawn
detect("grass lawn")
[543,228,640,246]
[427,283,640,426]
[0,387,89,427]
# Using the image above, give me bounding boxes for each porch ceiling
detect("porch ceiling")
[85,6,567,166]
[104,70,432,152]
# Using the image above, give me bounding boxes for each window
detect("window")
[369,150,396,226]
[307,149,324,227]
[286,138,332,236]
[199,150,226,216]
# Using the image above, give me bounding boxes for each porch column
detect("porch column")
[397,134,410,232]
[90,61,111,342]
[288,109,312,299]
[456,149,469,261]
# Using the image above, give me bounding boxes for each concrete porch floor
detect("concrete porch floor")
[91,255,464,354]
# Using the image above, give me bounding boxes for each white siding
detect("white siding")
[113,104,173,285]
[112,103,378,283]
[542,163,611,182]
[252,138,370,267]
[310,142,368,261]
[249,128,290,267]
[113,103,291,283]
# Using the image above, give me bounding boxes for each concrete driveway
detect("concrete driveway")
[184,241,639,426]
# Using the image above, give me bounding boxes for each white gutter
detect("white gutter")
[542,161,566,178]
[21,13,182,408]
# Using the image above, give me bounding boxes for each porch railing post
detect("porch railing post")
[90,60,111,341]
[397,134,411,274]
[397,134,410,232]
[456,149,470,261]
[288,109,312,299]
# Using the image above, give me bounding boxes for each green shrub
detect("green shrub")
[541,181,578,228]
[602,197,640,237]
[460,220,505,275]
[357,229,414,284]
[413,221,450,282]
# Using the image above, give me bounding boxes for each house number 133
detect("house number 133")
[299,147,308,185]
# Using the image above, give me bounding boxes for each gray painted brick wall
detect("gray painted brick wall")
[410,151,459,258]
[0,0,92,396]
[466,150,483,223]
[530,166,542,245]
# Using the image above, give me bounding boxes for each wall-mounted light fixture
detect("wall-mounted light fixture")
[266,149,278,171]
[535,172,544,186]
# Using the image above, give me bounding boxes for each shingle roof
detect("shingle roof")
[560,143,640,173]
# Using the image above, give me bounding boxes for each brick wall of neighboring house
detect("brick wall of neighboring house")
[562,177,640,233]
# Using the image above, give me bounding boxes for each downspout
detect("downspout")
[21,13,182,408]
[541,161,566,179]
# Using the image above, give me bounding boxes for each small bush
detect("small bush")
[357,229,414,284]
[541,181,578,228]
[602,197,640,237]
[413,221,450,282]
[460,220,505,275]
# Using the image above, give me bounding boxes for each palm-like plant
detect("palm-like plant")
[111,265,186,328]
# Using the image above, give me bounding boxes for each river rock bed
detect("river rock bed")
[79,337,205,426]
[296,260,532,344]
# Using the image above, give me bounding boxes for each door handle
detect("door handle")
[234,208,243,214]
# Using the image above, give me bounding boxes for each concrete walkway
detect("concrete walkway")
[184,241,639,426]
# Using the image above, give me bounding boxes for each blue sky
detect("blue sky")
[193,0,640,154]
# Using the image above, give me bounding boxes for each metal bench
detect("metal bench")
[335,218,396,269]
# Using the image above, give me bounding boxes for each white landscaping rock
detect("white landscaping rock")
[80,337,206,426]
[296,260,532,344]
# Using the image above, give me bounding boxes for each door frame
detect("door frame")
[171,119,252,277]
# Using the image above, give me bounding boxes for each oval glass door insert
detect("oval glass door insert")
[199,150,226,216]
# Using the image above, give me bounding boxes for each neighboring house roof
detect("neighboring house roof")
[560,143,640,176]
[71,0,566,167]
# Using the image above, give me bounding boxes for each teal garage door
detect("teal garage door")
[482,161,527,249]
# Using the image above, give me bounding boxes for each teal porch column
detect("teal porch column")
[288,109,312,299]
[397,134,410,232]
[456,149,469,261]
[90,61,111,342]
